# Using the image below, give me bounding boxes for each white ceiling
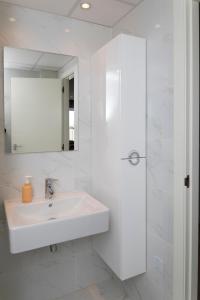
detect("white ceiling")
[4,47,73,71]
[0,0,143,27]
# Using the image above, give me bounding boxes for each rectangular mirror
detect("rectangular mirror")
[3,47,78,154]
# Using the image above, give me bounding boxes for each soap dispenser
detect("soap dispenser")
[22,176,33,203]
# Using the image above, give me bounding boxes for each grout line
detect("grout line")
[67,15,112,28]
[0,0,111,29]
[112,6,136,28]
[58,57,75,73]
[68,0,135,28]
[112,0,144,28]
[116,0,143,5]
[31,53,44,71]
[0,0,143,29]
[114,0,135,6]
[0,0,71,18]
[67,0,81,17]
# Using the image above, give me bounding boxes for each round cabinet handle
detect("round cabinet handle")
[128,151,140,166]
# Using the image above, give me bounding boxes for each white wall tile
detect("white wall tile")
[0,3,112,300]
[113,0,173,299]
[0,0,174,299]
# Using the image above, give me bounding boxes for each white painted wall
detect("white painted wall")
[4,68,60,153]
[113,0,173,299]
[4,68,41,152]
[11,78,62,153]
[0,2,112,300]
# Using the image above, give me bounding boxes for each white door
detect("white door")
[173,1,199,300]
[11,78,62,153]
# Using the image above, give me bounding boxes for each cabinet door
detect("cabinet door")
[120,157,146,280]
[120,35,146,158]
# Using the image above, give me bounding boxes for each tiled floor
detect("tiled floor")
[58,278,133,300]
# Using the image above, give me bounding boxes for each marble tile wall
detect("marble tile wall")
[113,0,174,299]
[0,1,174,299]
[0,2,112,300]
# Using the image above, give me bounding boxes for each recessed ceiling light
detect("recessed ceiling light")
[65,28,70,33]
[80,2,91,9]
[9,17,16,22]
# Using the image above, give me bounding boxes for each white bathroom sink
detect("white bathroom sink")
[4,192,109,254]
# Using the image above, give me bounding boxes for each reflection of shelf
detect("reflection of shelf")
[69,99,74,109]
[69,140,74,151]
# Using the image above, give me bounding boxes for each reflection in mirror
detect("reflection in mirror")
[4,47,78,154]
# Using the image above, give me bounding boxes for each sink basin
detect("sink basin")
[4,192,109,254]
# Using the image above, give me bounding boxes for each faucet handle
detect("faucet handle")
[45,178,58,185]
[45,178,58,200]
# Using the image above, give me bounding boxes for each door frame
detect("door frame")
[59,57,79,151]
[173,0,199,300]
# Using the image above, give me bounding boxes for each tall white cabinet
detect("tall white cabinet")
[91,34,146,280]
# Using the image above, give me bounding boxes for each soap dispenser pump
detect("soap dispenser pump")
[22,176,33,203]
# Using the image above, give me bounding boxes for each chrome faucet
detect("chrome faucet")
[45,178,57,200]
